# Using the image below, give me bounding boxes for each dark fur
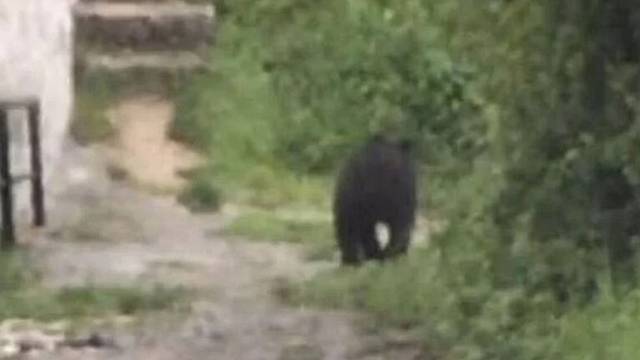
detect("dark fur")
[333,135,417,265]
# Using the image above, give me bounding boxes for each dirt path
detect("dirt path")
[105,95,203,192]
[24,96,426,359]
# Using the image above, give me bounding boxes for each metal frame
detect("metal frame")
[0,98,45,249]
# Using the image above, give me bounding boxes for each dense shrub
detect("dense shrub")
[200,0,484,174]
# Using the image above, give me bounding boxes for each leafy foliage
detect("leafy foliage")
[177,0,640,358]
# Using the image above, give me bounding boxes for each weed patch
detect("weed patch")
[225,210,335,261]
[0,253,190,322]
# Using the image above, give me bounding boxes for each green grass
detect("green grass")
[290,251,443,327]
[0,285,190,322]
[230,167,330,210]
[0,252,190,322]
[225,210,336,261]
[287,252,539,357]
[175,166,331,213]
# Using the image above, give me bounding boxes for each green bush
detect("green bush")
[257,1,482,172]
[175,0,484,207]
[178,170,223,212]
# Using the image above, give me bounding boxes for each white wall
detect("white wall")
[0,0,75,223]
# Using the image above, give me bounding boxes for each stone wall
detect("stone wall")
[0,0,75,223]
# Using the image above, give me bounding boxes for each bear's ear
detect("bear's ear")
[399,139,412,152]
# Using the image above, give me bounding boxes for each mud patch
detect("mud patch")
[106,95,203,193]
[49,203,144,243]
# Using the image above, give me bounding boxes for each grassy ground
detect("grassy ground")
[224,210,335,261]
[0,252,190,323]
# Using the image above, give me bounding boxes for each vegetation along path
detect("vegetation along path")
[16,95,427,360]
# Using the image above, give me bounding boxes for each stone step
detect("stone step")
[74,2,216,52]
[79,51,209,71]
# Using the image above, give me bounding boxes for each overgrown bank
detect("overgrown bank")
[176,1,640,359]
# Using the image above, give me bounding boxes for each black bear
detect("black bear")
[333,134,417,265]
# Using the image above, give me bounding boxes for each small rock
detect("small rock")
[0,340,19,358]
[13,330,62,353]
[17,337,45,353]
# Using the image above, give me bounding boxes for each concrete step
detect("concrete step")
[80,51,208,71]
[74,2,216,52]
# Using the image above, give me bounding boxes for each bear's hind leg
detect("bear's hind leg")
[336,220,362,266]
[362,223,384,261]
[384,222,412,259]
